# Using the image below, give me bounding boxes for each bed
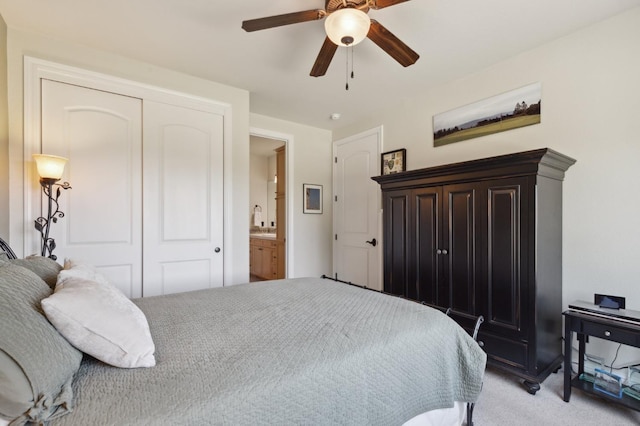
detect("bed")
[0,247,486,425]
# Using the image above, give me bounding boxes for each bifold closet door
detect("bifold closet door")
[142,100,224,296]
[41,79,143,297]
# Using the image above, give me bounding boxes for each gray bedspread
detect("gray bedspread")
[55,277,486,425]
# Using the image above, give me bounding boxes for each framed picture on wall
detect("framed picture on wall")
[303,184,322,214]
[381,149,406,175]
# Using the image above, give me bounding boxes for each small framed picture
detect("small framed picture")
[303,184,322,214]
[381,149,406,175]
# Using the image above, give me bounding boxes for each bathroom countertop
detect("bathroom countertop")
[250,233,277,240]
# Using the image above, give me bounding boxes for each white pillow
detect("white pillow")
[56,258,110,289]
[41,277,156,368]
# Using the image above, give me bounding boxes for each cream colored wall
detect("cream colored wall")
[0,16,8,238]
[4,28,251,284]
[250,113,333,278]
[335,8,640,364]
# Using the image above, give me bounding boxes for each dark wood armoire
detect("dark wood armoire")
[372,148,575,393]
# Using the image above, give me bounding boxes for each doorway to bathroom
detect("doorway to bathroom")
[249,133,287,282]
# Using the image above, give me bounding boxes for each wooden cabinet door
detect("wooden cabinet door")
[478,177,530,341]
[442,183,478,316]
[413,187,442,305]
[382,189,410,298]
[383,186,443,304]
[260,244,273,279]
[249,242,259,276]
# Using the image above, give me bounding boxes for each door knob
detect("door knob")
[365,238,377,247]
[214,247,221,253]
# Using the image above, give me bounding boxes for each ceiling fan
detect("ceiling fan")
[242,0,420,77]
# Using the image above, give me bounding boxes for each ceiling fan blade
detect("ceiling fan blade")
[367,20,419,67]
[310,37,338,77]
[369,0,410,10]
[242,10,324,32]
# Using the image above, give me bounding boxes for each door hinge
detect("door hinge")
[335,234,338,241]
[334,195,338,202]
[334,156,337,163]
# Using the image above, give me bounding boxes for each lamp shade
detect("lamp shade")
[324,8,371,47]
[33,154,68,180]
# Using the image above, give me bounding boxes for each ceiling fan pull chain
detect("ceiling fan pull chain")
[345,46,350,90]
[351,45,355,79]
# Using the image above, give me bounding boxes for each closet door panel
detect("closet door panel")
[41,79,143,298]
[161,127,210,241]
[143,101,224,296]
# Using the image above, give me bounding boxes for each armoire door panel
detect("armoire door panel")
[487,183,522,332]
[414,188,441,305]
[143,100,224,296]
[41,79,143,298]
[383,192,409,298]
[444,185,476,315]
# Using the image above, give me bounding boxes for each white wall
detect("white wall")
[4,28,251,285]
[335,8,640,364]
[0,16,8,238]
[250,113,333,278]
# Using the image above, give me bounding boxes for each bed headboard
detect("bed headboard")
[0,237,18,260]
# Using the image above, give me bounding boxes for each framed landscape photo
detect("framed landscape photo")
[303,183,322,214]
[381,149,406,175]
[433,82,542,147]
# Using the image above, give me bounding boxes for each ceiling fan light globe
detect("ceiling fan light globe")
[324,8,371,47]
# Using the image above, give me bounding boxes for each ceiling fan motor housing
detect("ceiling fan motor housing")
[325,0,371,14]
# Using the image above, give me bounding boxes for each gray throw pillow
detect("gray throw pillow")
[6,256,62,289]
[0,263,82,423]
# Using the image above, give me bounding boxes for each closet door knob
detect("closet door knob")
[442,249,448,255]
[436,249,442,255]
[214,247,221,253]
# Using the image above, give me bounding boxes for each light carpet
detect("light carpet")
[472,367,640,425]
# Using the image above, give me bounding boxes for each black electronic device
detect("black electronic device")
[594,294,625,310]
[568,300,640,325]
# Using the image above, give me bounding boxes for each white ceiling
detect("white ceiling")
[1,0,639,130]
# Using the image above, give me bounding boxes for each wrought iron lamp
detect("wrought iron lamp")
[33,154,71,260]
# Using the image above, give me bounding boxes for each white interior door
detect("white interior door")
[142,100,224,296]
[41,79,143,297]
[333,128,381,290]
